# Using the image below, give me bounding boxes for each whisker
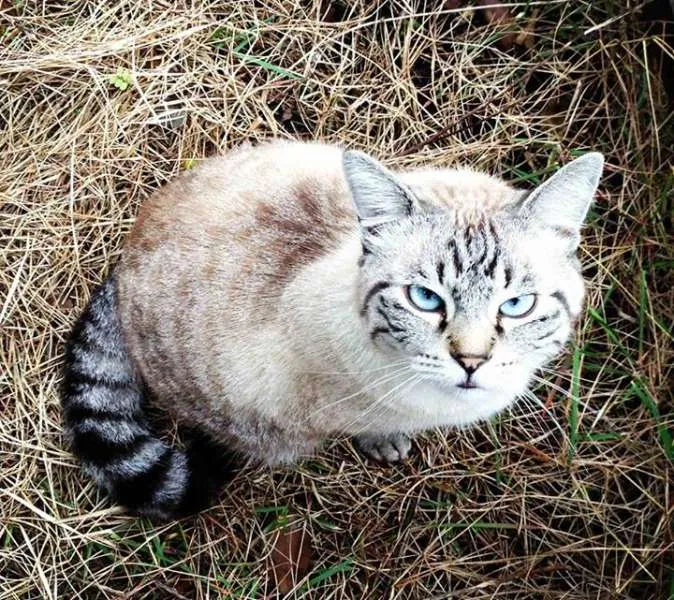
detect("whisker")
[511,395,554,433]
[529,373,575,398]
[345,374,420,436]
[300,359,409,376]
[538,366,598,385]
[313,366,412,415]
[518,389,569,442]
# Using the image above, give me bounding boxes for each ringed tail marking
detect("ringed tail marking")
[61,275,236,518]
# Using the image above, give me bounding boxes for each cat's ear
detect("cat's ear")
[518,153,604,246]
[343,150,417,229]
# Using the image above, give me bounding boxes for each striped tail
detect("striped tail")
[61,275,233,518]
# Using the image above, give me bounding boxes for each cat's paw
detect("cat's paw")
[354,433,412,463]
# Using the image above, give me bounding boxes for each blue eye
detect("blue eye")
[499,294,537,318]
[406,285,444,312]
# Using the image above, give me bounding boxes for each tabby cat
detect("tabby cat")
[61,140,603,518]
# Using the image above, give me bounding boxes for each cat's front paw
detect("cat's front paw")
[354,433,412,463]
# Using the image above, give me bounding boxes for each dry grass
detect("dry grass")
[1,1,673,598]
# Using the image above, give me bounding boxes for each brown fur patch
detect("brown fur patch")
[249,182,353,295]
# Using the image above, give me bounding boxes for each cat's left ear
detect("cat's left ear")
[519,152,604,247]
[343,150,417,230]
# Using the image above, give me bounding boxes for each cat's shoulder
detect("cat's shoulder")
[125,140,353,253]
[195,139,344,180]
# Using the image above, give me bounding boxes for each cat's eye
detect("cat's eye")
[406,285,444,312]
[499,294,537,318]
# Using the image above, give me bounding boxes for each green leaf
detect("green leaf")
[109,67,133,91]
[232,51,303,80]
[580,432,623,442]
[438,520,519,532]
[567,344,582,464]
[305,559,354,588]
[630,380,674,461]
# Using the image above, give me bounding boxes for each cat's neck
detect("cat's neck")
[281,232,387,379]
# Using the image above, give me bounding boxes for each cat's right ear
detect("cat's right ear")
[516,152,604,248]
[343,150,416,231]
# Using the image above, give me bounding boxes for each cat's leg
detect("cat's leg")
[354,432,412,462]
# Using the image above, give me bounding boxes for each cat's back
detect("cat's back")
[115,139,356,355]
[114,140,359,412]
[124,140,352,256]
[118,140,357,307]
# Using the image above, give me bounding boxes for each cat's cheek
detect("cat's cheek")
[474,361,531,398]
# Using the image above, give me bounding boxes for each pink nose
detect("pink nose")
[451,354,489,374]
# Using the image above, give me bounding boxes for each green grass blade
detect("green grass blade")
[232,51,303,80]
[567,344,582,464]
[630,380,674,461]
[638,269,647,357]
[305,559,354,588]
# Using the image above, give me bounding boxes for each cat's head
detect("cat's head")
[343,150,603,426]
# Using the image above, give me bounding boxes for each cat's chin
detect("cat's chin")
[401,380,517,428]
[423,376,516,398]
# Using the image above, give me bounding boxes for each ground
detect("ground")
[1,1,672,599]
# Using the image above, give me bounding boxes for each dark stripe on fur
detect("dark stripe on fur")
[484,233,500,279]
[112,445,174,509]
[436,261,445,285]
[484,252,498,278]
[504,266,513,288]
[552,291,572,316]
[376,306,405,333]
[361,281,390,316]
[370,327,391,340]
[533,339,563,350]
[475,222,489,265]
[64,404,139,425]
[61,274,237,518]
[488,221,500,243]
[370,326,408,343]
[438,311,447,332]
[364,224,382,237]
[534,329,559,342]
[495,319,504,336]
[529,311,561,326]
[63,368,133,391]
[449,240,463,276]
[71,430,151,467]
[177,429,239,515]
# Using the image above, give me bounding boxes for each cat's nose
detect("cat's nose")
[451,353,489,375]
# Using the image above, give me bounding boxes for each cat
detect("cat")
[61,140,603,519]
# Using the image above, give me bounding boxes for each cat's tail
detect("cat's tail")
[61,275,232,519]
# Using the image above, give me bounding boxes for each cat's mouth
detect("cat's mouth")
[456,378,480,390]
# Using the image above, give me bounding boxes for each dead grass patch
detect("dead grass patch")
[1,1,672,598]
